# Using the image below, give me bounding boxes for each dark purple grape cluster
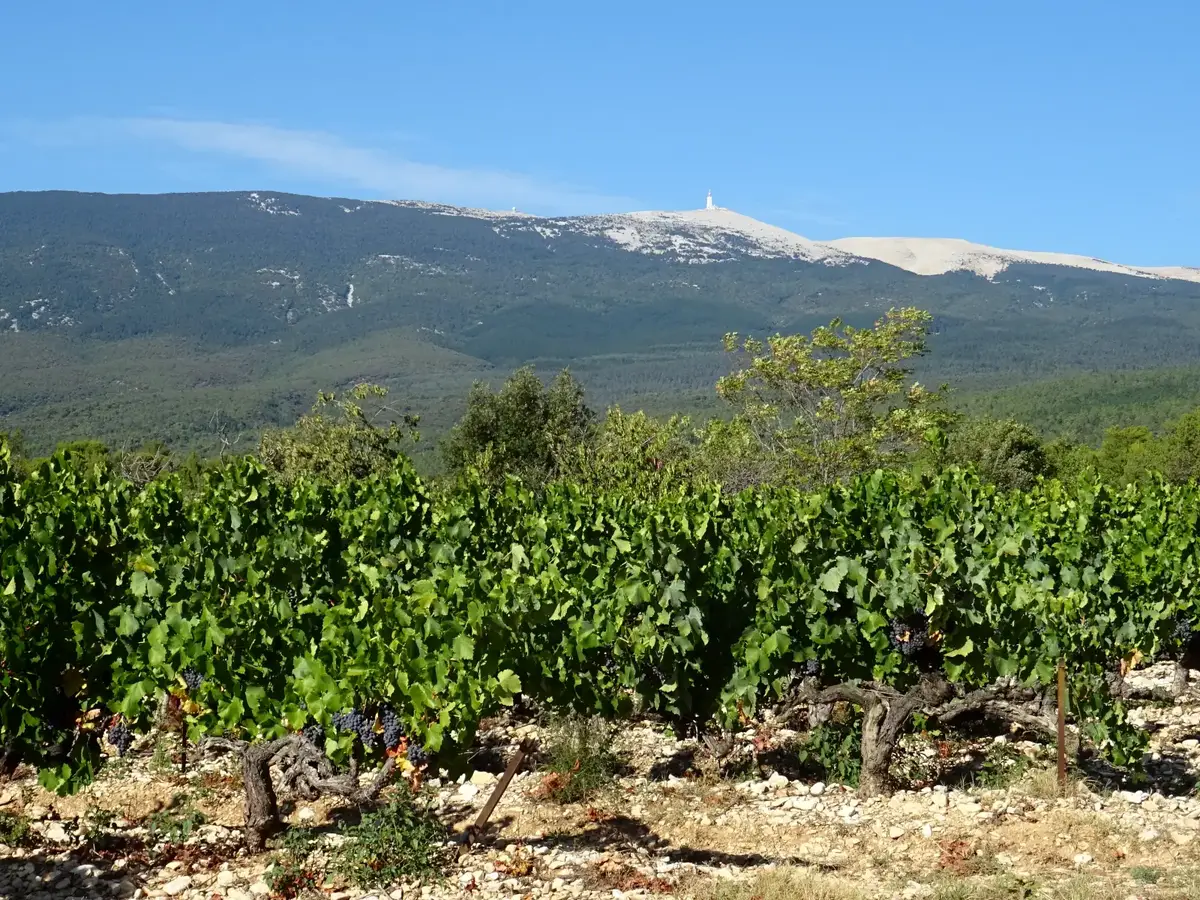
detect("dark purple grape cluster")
[301,723,325,748]
[1167,613,1200,661]
[332,709,377,748]
[181,667,204,692]
[801,658,821,678]
[406,742,428,766]
[888,614,930,659]
[105,721,133,756]
[380,706,404,749]
[1173,614,1195,644]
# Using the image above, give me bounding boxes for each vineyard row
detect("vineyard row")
[2,436,1198,804]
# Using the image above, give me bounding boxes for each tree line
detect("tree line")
[5,306,1200,496]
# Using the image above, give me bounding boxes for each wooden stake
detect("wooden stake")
[469,744,527,841]
[1056,659,1068,792]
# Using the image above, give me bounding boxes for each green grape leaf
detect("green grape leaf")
[452,635,476,660]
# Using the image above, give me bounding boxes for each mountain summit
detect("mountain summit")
[496,206,853,265]
[383,194,1199,283]
[386,194,1200,281]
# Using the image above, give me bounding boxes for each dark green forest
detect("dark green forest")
[7,308,1200,500]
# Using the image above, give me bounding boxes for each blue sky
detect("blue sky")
[2,1,1197,264]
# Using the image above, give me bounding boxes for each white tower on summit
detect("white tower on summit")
[706,190,714,210]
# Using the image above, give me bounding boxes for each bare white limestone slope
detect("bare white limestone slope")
[828,236,1200,284]
[494,206,856,265]
[579,208,851,264]
[1146,266,1200,282]
[377,199,537,220]
[365,196,1197,280]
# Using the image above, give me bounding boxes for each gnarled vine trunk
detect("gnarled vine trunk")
[243,742,283,851]
[202,735,400,851]
[1174,661,1190,698]
[794,676,1075,796]
[0,744,21,781]
[859,677,955,795]
[857,700,894,795]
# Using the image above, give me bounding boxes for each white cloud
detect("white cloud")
[10,117,638,214]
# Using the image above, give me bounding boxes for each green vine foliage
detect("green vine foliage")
[0,443,135,789]
[3,430,1198,791]
[101,456,522,758]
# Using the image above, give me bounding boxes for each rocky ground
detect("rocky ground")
[4,666,1200,900]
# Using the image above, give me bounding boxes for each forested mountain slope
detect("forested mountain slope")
[2,189,1198,451]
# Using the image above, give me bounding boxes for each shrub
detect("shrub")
[145,794,207,845]
[537,716,618,804]
[796,713,863,787]
[266,856,322,899]
[940,417,1052,492]
[332,797,448,887]
[973,741,1035,790]
[441,367,592,485]
[259,384,418,483]
[265,826,323,899]
[82,805,119,849]
[0,810,31,846]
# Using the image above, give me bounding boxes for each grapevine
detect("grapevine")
[888,614,930,658]
[2,436,1195,830]
[332,710,377,750]
[1173,615,1197,648]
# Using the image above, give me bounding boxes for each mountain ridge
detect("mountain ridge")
[827,235,1200,284]
[4,188,1200,455]
[327,193,1200,281]
[11,187,1193,281]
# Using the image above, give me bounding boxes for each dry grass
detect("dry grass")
[587,857,675,894]
[929,873,1158,900]
[1005,808,1125,869]
[1160,868,1200,900]
[1017,766,1088,800]
[1045,876,1127,900]
[930,874,1039,900]
[935,837,1002,877]
[693,868,866,900]
[535,716,618,804]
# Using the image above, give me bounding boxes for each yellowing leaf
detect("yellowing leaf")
[1120,649,1144,677]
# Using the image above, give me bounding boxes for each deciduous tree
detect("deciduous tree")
[560,407,699,499]
[441,367,592,484]
[258,384,418,483]
[939,417,1052,492]
[716,308,948,488]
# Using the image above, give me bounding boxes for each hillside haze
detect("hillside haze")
[3,189,1200,454]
